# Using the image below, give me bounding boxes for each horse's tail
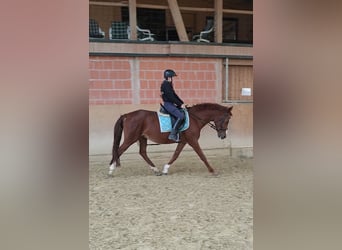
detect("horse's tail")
[109,115,125,166]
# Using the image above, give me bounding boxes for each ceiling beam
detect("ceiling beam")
[89,2,253,15]
[167,0,189,41]
[214,0,223,43]
[128,0,137,40]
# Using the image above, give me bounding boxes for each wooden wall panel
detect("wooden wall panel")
[227,65,253,101]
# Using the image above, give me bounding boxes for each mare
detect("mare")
[109,103,233,175]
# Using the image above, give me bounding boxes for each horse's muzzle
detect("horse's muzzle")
[218,131,226,139]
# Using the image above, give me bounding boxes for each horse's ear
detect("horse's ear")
[228,106,233,115]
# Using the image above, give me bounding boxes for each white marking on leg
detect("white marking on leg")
[162,164,170,174]
[149,166,159,173]
[109,163,116,175]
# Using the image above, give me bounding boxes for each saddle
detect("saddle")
[157,104,189,133]
[159,104,185,127]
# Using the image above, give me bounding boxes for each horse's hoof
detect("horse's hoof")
[154,172,163,176]
[162,173,168,176]
[211,171,219,177]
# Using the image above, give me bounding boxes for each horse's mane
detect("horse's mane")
[188,103,230,113]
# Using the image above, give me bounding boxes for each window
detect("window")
[122,7,166,41]
[223,18,238,42]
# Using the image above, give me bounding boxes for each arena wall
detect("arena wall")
[89,55,253,157]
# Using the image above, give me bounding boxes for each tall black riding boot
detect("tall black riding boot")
[168,118,183,142]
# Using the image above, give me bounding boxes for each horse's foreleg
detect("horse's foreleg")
[187,140,215,174]
[162,142,186,175]
[139,137,161,176]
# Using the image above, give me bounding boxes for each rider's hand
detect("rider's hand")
[181,104,186,109]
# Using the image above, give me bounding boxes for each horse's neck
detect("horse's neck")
[195,109,220,123]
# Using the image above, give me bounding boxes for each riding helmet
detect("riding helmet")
[164,69,177,79]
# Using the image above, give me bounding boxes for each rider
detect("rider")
[160,69,186,142]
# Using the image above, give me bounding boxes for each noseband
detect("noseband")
[214,115,229,133]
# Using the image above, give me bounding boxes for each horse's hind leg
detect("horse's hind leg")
[162,142,186,175]
[139,137,161,176]
[109,138,137,175]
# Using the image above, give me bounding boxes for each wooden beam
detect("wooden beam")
[89,42,253,58]
[214,0,223,43]
[128,0,137,40]
[223,9,252,15]
[89,1,127,7]
[167,0,189,41]
[134,3,168,10]
[89,2,253,15]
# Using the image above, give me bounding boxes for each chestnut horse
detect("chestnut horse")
[109,103,233,176]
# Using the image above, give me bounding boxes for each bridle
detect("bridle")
[187,109,229,132]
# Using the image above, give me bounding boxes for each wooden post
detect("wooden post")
[167,0,189,41]
[214,0,223,43]
[129,0,137,40]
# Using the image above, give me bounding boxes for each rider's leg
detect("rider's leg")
[169,109,185,142]
[168,117,183,142]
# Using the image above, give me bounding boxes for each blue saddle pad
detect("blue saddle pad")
[157,109,190,133]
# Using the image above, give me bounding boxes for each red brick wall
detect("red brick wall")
[89,56,132,105]
[89,56,219,105]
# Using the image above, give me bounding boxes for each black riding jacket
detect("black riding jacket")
[160,80,184,107]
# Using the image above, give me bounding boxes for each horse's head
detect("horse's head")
[213,106,233,139]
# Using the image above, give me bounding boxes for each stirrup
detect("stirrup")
[168,133,180,142]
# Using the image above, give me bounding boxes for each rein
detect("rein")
[187,109,222,132]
